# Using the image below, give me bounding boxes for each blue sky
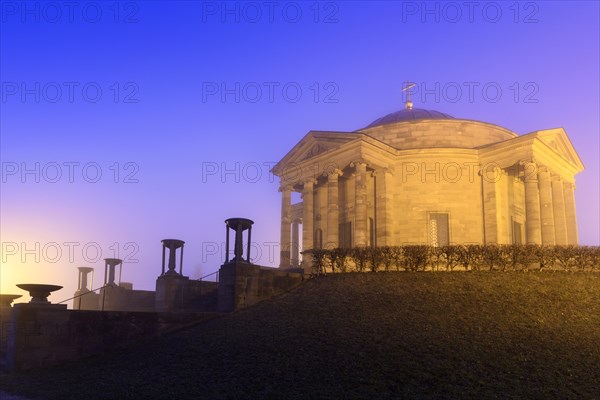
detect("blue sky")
[1,1,599,303]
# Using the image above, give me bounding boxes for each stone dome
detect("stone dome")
[365,108,455,129]
[358,108,517,149]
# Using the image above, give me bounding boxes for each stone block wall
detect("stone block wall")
[4,304,218,371]
[73,290,100,310]
[393,152,484,244]
[155,276,219,312]
[99,285,155,312]
[218,262,303,312]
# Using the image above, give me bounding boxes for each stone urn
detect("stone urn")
[0,294,22,307]
[16,284,63,304]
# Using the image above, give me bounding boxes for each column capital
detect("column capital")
[519,163,539,182]
[518,159,539,182]
[302,178,317,188]
[349,159,369,169]
[372,167,394,177]
[537,165,552,175]
[518,157,538,165]
[324,168,343,180]
[564,181,576,190]
[278,184,293,193]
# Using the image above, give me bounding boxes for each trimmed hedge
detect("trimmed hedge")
[306,245,600,275]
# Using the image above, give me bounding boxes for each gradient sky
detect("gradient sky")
[1,1,599,306]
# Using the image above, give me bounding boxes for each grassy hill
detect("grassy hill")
[2,272,599,399]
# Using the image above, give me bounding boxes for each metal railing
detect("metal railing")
[56,270,221,312]
[196,270,219,285]
[58,284,109,310]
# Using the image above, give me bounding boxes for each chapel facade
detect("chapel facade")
[272,98,584,271]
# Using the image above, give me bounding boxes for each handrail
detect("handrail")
[57,285,108,305]
[196,270,219,282]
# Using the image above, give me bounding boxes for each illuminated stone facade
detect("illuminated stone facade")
[272,107,584,271]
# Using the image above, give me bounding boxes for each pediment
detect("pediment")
[299,142,337,162]
[530,128,584,170]
[272,130,360,175]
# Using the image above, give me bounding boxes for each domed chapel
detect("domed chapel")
[272,84,584,270]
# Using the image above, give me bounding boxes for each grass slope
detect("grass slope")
[2,272,599,399]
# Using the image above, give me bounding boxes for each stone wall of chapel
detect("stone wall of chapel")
[391,152,485,245]
[360,120,516,150]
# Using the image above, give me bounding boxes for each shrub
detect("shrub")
[403,245,429,271]
[500,244,535,271]
[379,246,394,272]
[553,245,579,271]
[440,245,461,271]
[310,244,599,274]
[327,247,350,273]
[351,247,369,272]
[482,245,502,271]
[367,246,382,272]
[457,244,483,271]
[309,249,328,276]
[535,245,555,271]
[429,246,444,271]
[390,246,404,271]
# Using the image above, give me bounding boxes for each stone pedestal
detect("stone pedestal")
[7,303,68,371]
[217,262,241,313]
[0,294,22,367]
[73,289,100,310]
[218,261,303,313]
[155,275,190,312]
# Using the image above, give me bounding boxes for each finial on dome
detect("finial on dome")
[402,80,416,110]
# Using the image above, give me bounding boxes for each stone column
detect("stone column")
[301,179,315,271]
[77,267,94,291]
[563,181,579,245]
[551,177,568,245]
[291,219,300,267]
[75,267,94,310]
[353,161,368,247]
[279,185,292,268]
[481,172,499,245]
[523,163,542,244]
[104,258,122,285]
[538,166,556,245]
[374,168,394,247]
[326,170,342,249]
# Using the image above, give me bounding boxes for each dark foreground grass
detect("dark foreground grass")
[1,272,599,399]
